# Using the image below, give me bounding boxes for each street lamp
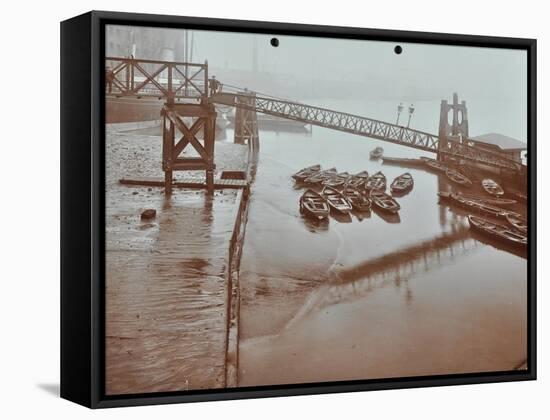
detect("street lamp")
[407,104,415,128]
[396,103,404,125]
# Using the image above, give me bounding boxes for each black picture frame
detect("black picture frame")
[61,10,537,409]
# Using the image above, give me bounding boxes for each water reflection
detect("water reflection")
[372,208,401,224]
[262,225,482,348]
[352,210,372,222]
[310,225,479,312]
[301,215,330,233]
[331,224,472,283]
[330,212,353,224]
[469,229,527,260]
[437,197,527,259]
[391,188,413,198]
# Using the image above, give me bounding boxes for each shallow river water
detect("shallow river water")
[236,99,527,387]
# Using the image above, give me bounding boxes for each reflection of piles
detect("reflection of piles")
[315,226,481,310]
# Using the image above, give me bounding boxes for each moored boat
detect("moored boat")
[370,190,401,214]
[322,173,347,188]
[345,176,365,190]
[321,186,353,214]
[342,187,371,212]
[457,193,517,207]
[355,170,370,181]
[482,179,505,197]
[369,146,384,160]
[505,213,527,234]
[365,171,387,192]
[390,172,414,195]
[345,170,369,189]
[292,164,321,181]
[468,215,527,248]
[446,168,472,187]
[299,189,330,220]
[437,192,508,218]
[304,167,337,185]
[421,157,448,173]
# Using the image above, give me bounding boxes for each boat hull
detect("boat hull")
[468,216,527,249]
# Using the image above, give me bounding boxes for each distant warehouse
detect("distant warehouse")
[469,133,527,164]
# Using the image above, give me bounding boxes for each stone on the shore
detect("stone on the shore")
[141,209,157,220]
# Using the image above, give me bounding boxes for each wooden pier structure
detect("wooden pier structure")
[105,56,526,194]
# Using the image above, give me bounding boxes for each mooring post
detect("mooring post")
[162,110,174,196]
[205,103,216,192]
[164,169,173,196]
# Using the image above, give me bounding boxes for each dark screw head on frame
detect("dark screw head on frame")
[394,45,403,54]
[270,38,279,47]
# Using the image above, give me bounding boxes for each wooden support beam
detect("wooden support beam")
[161,102,217,195]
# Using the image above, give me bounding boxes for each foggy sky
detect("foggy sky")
[107,25,527,140]
[119,26,525,100]
[108,25,525,99]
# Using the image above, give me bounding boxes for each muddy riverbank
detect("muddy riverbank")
[105,126,248,394]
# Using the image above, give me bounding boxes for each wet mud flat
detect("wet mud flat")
[237,132,527,387]
[105,126,247,394]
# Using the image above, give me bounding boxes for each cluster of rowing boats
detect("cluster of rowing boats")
[438,191,527,249]
[292,164,414,220]
[420,157,506,196]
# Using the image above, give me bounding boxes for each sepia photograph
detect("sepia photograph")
[104,24,528,395]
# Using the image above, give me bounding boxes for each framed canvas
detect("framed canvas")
[60,11,536,408]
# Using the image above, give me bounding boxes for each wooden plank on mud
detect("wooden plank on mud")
[119,177,248,189]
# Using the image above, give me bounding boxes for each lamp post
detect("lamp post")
[407,104,415,128]
[396,103,404,125]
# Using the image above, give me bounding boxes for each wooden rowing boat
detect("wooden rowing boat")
[468,215,527,248]
[304,167,337,185]
[342,187,371,212]
[321,186,353,214]
[370,190,401,214]
[345,176,365,190]
[292,164,321,181]
[482,179,505,197]
[355,170,369,180]
[457,193,517,207]
[421,157,448,172]
[446,168,472,187]
[369,146,384,159]
[299,189,330,220]
[390,172,414,195]
[345,170,369,189]
[365,171,387,192]
[505,213,527,234]
[437,192,507,218]
[322,173,347,188]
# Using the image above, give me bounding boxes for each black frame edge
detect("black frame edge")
[60,11,94,408]
[527,38,537,380]
[90,9,535,47]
